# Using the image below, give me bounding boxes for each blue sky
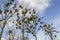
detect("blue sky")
[0,0,60,40]
[43,0,60,36]
[43,0,60,39]
[42,0,60,26]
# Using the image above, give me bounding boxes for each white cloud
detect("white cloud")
[17,0,52,18]
[18,0,52,11]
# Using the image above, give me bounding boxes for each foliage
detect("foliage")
[0,0,58,40]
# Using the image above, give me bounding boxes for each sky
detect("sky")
[0,0,60,40]
[18,0,60,40]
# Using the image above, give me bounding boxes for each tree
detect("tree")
[0,0,58,40]
[40,23,58,40]
[15,4,43,40]
[0,0,15,40]
[0,0,42,40]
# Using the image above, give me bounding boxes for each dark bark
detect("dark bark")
[50,33,53,40]
[0,28,3,40]
[35,35,37,40]
[22,26,24,40]
[49,33,53,40]
[0,20,6,40]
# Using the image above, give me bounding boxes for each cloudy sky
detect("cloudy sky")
[18,0,60,40]
[17,0,60,27]
[0,0,60,40]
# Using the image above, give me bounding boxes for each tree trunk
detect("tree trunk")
[22,26,24,40]
[0,28,3,40]
[0,21,6,40]
[35,35,37,40]
[50,33,53,40]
